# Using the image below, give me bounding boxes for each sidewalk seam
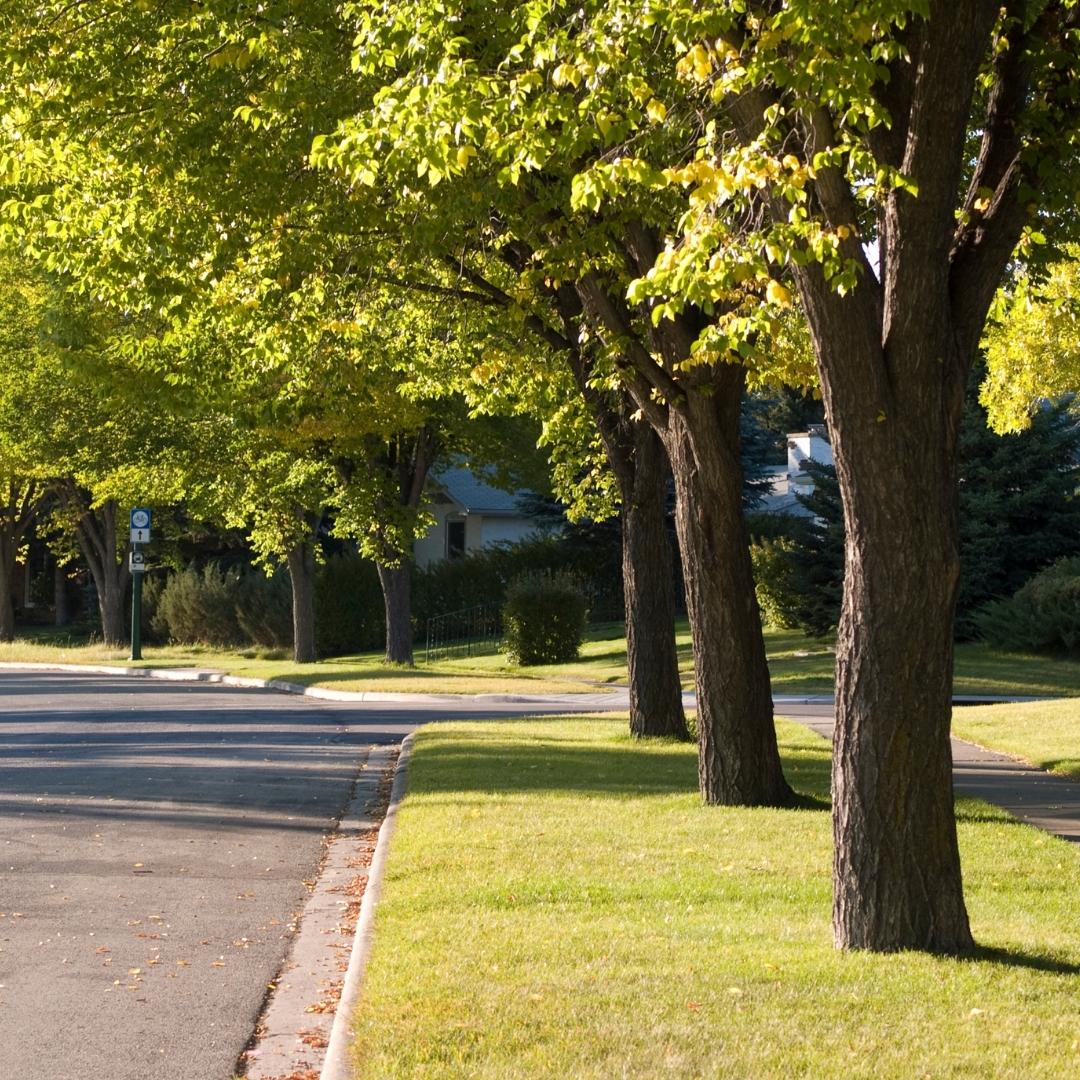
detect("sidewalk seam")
[320,731,415,1080]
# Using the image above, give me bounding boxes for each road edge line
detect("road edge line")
[320,730,416,1080]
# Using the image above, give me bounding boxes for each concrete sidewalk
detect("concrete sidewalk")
[776,698,1080,845]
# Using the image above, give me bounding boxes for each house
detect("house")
[759,424,833,518]
[413,466,549,568]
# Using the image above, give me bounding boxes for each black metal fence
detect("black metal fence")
[425,603,503,662]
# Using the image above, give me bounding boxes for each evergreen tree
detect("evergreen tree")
[958,395,1080,633]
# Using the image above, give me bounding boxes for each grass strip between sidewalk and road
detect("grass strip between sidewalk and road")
[347,716,1080,1079]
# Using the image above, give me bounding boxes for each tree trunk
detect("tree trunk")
[830,442,972,951]
[821,338,974,953]
[572,273,789,805]
[96,570,127,646]
[660,380,792,806]
[54,559,70,627]
[286,541,317,664]
[791,218,977,949]
[71,497,128,647]
[377,561,414,665]
[0,551,14,642]
[619,421,687,740]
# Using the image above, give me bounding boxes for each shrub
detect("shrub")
[152,563,244,646]
[974,557,1080,653]
[502,571,587,665]
[315,553,385,657]
[139,571,168,643]
[750,537,802,631]
[234,571,293,648]
[414,530,625,630]
[747,510,842,637]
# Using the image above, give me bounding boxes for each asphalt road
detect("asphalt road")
[0,672,529,1080]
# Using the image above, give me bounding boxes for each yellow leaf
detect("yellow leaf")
[765,279,792,307]
[645,98,668,123]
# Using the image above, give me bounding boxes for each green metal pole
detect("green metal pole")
[130,558,143,661]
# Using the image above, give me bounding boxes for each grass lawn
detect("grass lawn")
[0,633,604,695]
[953,698,1080,779]
[414,621,1080,699]
[8,620,1080,700]
[349,716,1080,1079]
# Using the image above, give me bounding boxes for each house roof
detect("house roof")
[433,467,527,516]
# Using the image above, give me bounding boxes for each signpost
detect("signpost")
[129,508,151,661]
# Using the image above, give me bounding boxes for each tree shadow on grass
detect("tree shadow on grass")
[411,723,833,808]
[965,945,1080,976]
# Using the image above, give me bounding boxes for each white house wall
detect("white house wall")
[413,507,544,569]
[480,517,539,548]
[413,502,458,568]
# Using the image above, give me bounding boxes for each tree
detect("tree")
[959,390,1080,627]
[0,257,49,639]
[315,0,817,801]
[0,0,691,732]
[981,249,1080,431]
[622,2,1080,949]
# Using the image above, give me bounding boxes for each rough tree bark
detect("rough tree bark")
[0,479,40,642]
[724,0,1061,948]
[370,426,437,666]
[285,538,318,664]
[576,271,792,806]
[377,562,414,665]
[70,494,128,646]
[617,420,688,740]
[544,285,686,740]
[660,377,789,804]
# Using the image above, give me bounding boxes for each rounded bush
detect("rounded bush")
[502,571,587,666]
[974,557,1080,653]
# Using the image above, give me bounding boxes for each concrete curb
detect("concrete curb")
[320,731,415,1080]
[0,661,625,707]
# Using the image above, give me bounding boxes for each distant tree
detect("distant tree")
[755,390,1080,639]
[958,394,1080,630]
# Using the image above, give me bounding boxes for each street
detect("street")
[0,671,421,1080]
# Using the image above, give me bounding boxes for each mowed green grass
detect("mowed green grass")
[349,717,1080,1079]
[0,637,603,695]
[953,698,1080,778]
[8,621,1080,699]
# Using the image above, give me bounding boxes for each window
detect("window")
[446,518,466,560]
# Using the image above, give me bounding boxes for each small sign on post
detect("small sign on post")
[129,507,151,661]
[130,507,152,545]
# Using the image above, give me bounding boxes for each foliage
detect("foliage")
[973,557,1080,655]
[314,552,386,657]
[414,531,623,631]
[754,393,1080,639]
[748,467,845,637]
[234,570,293,649]
[151,564,246,647]
[958,391,1080,629]
[502,571,587,665]
[982,250,1080,433]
